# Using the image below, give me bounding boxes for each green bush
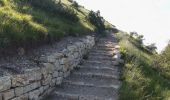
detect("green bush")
[88,10,105,34]
[153,44,170,79]
[72,1,79,8]
[68,0,73,3]
[117,32,170,100]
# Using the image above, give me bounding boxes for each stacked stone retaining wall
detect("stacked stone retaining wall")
[0,36,95,100]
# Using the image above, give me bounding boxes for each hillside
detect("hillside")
[116,32,170,100]
[0,0,113,50]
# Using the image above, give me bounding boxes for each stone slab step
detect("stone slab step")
[49,84,118,100]
[89,52,114,57]
[63,74,121,89]
[90,50,114,54]
[96,44,116,48]
[79,65,119,71]
[98,39,117,42]
[74,67,120,76]
[92,47,115,51]
[72,71,119,79]
[88,55,116,61]
[43,95,71,100]
[84,60,118,66]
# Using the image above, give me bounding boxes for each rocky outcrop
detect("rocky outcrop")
[0,36,95,100]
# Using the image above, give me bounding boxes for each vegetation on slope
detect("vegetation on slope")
[0,0,113,49]
[116,32,170,100]
[154,44,170,80]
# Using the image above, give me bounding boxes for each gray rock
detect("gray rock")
[52,71,59,78]
[11,94,29,100]
[47,55,56,63]
[54,60,61,70]
[0,93,2,100]
[56,77,63,85]
[2,89,15,100]
[41,63,55,75]
[0,76,11,92]
[58,71,63,77]
[50,79,56,87]
[39,87,44,95]
[41,74,52,86]
[14,87,24,96]
[53,52,63,59]
[43,85,49,91]
[12,69,41,87]
[29,89,40,100]
[24,82,41,93]
[60,58,68,65]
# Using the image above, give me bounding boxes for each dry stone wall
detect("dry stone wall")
[0,36,95,100]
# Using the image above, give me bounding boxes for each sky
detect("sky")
[75,0,170,52]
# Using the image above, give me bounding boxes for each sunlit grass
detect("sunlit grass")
[117,32,170,100]
[0,0,98,47]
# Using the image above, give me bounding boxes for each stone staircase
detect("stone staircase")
[43,33,122,100]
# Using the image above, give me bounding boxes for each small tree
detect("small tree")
[130,31,137,38]
[88,10,105,34]
[136,35,144,44]
[72,1,79,8]
[146,43,157,52]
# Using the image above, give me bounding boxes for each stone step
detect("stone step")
[72,71,119,79]
[74,67,120,76]
[79,65,119,71]
[90,50,114,54]
[43,95,70,100]
[49,84,118,100]
[63,74,121,89]
[89,52,114,57]
[93,47,115,51]
[42,34,121,100]
[84,60,119,66]
[96,44,116,48]
[98,39,117,42]
[88,55,116,61]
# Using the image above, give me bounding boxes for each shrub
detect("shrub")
[72,1,79,8]
[145,43,157,53]
[153,44,170,79]
[68,0,73,3]
[88,10,105,34]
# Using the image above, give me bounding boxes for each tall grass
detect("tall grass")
[0,0,94,48]
[153,44,170,80]
[116,32,170,100]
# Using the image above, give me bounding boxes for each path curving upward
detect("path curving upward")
[43,33,122,100]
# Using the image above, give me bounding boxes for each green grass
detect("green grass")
[0,0,101,48]
[116,32,170,100]
[153,44,170,80]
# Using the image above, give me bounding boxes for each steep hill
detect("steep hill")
[0,0,113,49]
[116,31,170,100]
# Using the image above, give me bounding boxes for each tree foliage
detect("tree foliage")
[88,10,105,33]
[72,1,79,8]
[154,44,170,79]
[130,31,144,45]
[146,43,157,53]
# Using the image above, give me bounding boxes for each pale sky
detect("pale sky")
[75,0,170,52]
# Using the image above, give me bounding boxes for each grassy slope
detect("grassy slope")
[153,45,170,80]
[116,32,170,100]
[0,0,104,48]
